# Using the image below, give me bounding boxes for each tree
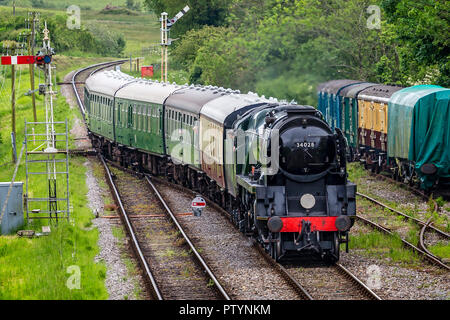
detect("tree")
[144,0,233,35]
[126,0,141,11]
[190,28,254,90]
[380,0,450,86]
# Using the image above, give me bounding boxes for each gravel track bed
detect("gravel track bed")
[359,177,429,217]
[61,70,90,149]
[153,181,303,300]
[339,250,450,300]
[358,176,427,209]
[112,169,222,300]
[424,230,450,248]
[284,264,370,300]
[84,159,145,300]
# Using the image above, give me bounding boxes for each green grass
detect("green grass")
[348,228,422,265]
[428,242,450,259]
[12,0,142,12]
[0,56,117,299]
[81,9,159,56]
[0,1,167,299]
[0,156,108,299]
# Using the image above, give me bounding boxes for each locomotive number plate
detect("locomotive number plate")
[295,142,315,148]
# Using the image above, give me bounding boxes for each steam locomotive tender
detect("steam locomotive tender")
[84,71,356,262]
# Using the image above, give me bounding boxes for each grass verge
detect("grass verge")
[0,57,114,299]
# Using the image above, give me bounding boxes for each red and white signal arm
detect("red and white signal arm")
[1,55,36,65]
[191,196,206,208]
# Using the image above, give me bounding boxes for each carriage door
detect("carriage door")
[128,103,134,146]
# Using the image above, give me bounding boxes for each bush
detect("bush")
[99,7,138,15]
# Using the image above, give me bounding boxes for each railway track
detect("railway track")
[357,192,449,239]
[353,170,450,270]
[368,172,439,212]
[367,173,450,265]
[100,155,230,300]
[146,174,381,300]
[103,163,311,300]
[71,60,127,120]
[355,195,450,270]
[284,262,381,300]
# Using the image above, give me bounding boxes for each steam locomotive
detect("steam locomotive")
[85,70,356,262]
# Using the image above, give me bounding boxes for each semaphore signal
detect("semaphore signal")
[159,5,190,83]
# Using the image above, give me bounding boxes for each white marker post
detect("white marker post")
[191,195,206,216]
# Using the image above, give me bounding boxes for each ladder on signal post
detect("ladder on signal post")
[24,120,70,223]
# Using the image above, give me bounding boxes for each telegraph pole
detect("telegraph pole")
[11,43,17,163]
[27,12,39,122]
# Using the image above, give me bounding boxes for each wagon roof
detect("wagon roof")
[200,93,272,124]
[115,79,182,104]
[85,70,135,96]
[317,79,361,94]
[164,86,234,114]
[340,82,377,98]
[358,84,404,102]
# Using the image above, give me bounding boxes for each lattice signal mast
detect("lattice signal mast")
[24,22,69,223]
[41,22,60,221]
[160,5,190,83]
[41,22,56,153]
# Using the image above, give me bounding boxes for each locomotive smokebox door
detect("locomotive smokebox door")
[191,195,206,216]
